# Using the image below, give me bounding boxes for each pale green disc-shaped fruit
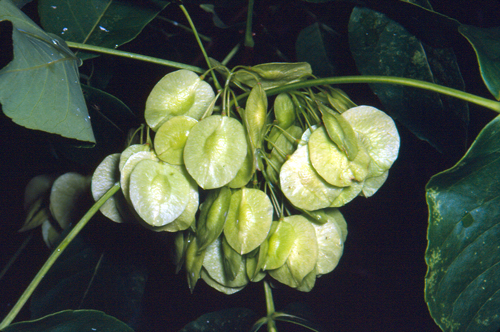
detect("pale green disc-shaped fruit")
[330,181,363,208]
[184,115,247,189]
[92,153,130,223]
[129,159,190,227]
[310,213,344,275]
[361,171,389,198]
[280,145,342,211]
[203,236,249,288]
[308,126,370,187]
[323,208,348,243]
[297,125,317,148]
[41,219,60,249]
[50,172,91,230]
[120,151,158,202]
[119,144,151,171]
[154,116,198,165]
[22,174,56,232]
[269,260,298,288]
[201,269,245,295]
[145,69,215,131]
[228,142,255,188]
[24,174,57,212]
[224,188,273,255]
[268,215,318,286]
[342,106,400,177]
[296,266,317,292]
[264,221,297,270]
[157,170,199,232]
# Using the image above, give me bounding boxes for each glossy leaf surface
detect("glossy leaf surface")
[38,0,170,60]
[425,115,500,332]
[179,307,257,332]
[459,25,500,100]
[0,0,93,142]
[349,6,468,154]
[296,22,337,78]
[3,310,134,332]
[268,215,318,287]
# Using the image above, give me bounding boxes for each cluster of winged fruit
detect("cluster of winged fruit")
[91,63,400,294]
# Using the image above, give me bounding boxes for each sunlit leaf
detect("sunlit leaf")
[425,114,500,332]
[0,0,94,142]
[38,0,170,60]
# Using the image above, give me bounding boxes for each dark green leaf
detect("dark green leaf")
[2,310,134,332]
[348,6,468,154]
[3,310,134,332]
[179,307,258,332]
[30,236,147,330]
[296,22,338,78]
[425,114,500,331]
[38,0,170,60]
[459,25,500,100]
[305,0,463,48]
[0,0,94,142]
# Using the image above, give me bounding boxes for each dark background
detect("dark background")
[1,0,500,331]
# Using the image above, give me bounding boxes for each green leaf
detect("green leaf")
[38,0,170,60]
[348,6,468,154]
[52,84,137,165]
[425,114,500,332]
[179,307,258,332]
[459,25,500,100]
[296,22,338,78]
[30,236,146,329]
[3,310,134,332]
[0,0,94,142]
